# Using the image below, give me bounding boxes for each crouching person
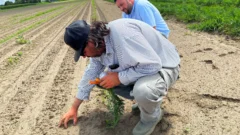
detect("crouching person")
[59,18,180,135]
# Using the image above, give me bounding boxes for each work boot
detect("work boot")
[132,108,163,135]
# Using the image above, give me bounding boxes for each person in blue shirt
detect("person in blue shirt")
[59,19,180,135]
[115,0,170,38]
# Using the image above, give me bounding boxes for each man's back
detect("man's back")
[122,0,170,38]
[108,18,179,68]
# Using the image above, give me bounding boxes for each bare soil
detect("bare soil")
[0,0,240,135]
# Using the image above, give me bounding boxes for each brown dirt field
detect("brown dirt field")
[0,0,240,135]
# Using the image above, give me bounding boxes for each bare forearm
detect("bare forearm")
[71,97,83,111]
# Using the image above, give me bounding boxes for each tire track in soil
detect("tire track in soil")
[0,2,81,52]
[0,6,50,26]
[0,2,85,80]
[0,6,65,40]
[0,0,88,113]
[0,2,81,65]
[0,9,85,110]
[0,2,90,135]
[0,2,74,26]
[30,3,91,135]
[13,40,70,135]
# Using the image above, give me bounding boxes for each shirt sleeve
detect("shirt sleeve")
[117,34,162,85]
[76,58,105,100]
[138,6,156,27]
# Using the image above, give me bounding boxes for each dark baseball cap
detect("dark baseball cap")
[64,20,90,62]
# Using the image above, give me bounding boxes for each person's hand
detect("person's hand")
[100,72,120,89]
[59,107,78,128]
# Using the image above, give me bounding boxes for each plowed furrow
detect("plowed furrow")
[0,2,75,31]
[0,1,90,135]
[0,6,65,39]
[30,48,76,135]
[31,4,91,135]
[0,2,79,48]
[13,44,69,135]
[0,34,64,135]
[0,2,87,112]
[0,3,81,63]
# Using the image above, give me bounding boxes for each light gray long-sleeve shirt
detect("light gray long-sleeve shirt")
[76,18,180,100]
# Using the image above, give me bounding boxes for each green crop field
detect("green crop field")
[150,0,240,37]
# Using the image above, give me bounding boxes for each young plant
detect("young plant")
[17,51,23,56]
[103,88,124,128]
[7,56,19,65]
[7,57,15,65]
[16,35,29,44]
[89,78,124,128]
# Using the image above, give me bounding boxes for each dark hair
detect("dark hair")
[88,21,110,48]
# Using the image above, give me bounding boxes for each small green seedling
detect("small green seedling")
[17,51,23,56]
[7,56,19,65]
[90,78,124,128]
[184,127,191,134]
[103,89,124,128]
[16,35,29,44]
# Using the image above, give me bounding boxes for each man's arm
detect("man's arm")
[59,58,104,128]
[59,98,83,128]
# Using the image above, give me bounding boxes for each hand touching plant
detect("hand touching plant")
[89,74,124,128]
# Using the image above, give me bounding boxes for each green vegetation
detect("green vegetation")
[0,3,36,10]
[183,126,191,134]
[0,5,72,44]
[91,0,98,21]
[0,0,67,10]
[7,51,23,65]
[101,89,124,128]
[7,57,18,65]
[17,51,23,56]
[16,35,29,44]
[18,6,63,23]
[151,0,240,37]
[105,0,114,3]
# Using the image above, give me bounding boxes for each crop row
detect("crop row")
[151,0,240,37]
[0,5,74,44]
[0,3,36,10]
[155,0,240,7]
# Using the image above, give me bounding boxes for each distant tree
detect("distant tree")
[15,0,22,4]
[5,1,14,5]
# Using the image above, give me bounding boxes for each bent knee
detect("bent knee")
[133,78,167,103]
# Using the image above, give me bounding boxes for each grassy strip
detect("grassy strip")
[0,5,74,44]
[151,0,240,37]
[18,6,63,23]
[91,0,98,21]
[104,0,114,3]
[0,3,36,10]
[153,0,240,7]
